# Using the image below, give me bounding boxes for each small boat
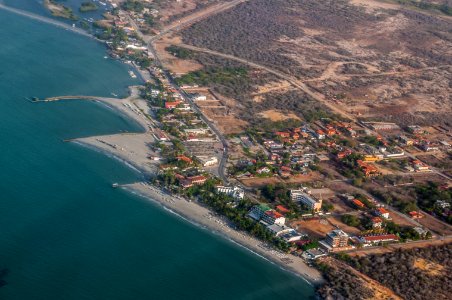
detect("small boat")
[111,92,118,97]
[112,183,119,188]
[128,70,137,78]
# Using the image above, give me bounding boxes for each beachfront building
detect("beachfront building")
[266,224,302,242]
[325,230,349,248]
[290,189,322,212]
[248,204,271,221]
[261,210,285,226]
[180,175,207,188]
[216,186,245,200]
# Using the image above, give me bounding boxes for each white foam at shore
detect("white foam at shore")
[122,184,316,286]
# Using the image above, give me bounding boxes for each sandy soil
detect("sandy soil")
[155,36,203,74]
[259,109,301,121]
[413,258,445,276]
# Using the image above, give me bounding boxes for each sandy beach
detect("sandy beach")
[70,93,324,285]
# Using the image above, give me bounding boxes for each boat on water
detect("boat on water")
[128,70,137,78]
[111,92,118,97]
[112,183,119,188]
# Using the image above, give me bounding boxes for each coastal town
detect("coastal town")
[22,0,452,298]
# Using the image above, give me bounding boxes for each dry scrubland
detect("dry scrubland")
[179,0,452,126]
[318,243,452,299]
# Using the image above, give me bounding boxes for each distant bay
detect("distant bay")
[0,4,315,300]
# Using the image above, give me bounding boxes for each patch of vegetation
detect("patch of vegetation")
[341,214,361,227]
[121,0,145,12]
[79,1,98,12]
[415,182,452,224]
[176,67,248,86]
[396,0,452,16]
[165,45,194,59]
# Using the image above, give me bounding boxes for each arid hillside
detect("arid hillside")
[179,0,452,126]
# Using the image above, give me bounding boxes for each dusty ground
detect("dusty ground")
[413,257,445,276]
[292,218,335,238]
[258,109,301,121]
[155,36,203,74]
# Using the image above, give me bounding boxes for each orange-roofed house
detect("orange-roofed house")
[165,101,181,109]
[352,199,365,209]
[409,211,424,219]
[276,205,290,215]
[275,131,291,138]
[357,160,380,177]
[377,207,390,219]
[337,149,353,159]
[262,209,285,226]
[371,217,383,229]
[176,155,193,164]
[180,175,207,188]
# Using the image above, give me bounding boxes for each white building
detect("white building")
[290,189,322,212]
[192,94,207,101]
[184,128,209,135]
[216,186,245,200]
[261,210,285,226]
[198,156,218,167]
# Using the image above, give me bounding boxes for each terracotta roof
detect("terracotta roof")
[265,210,284,219]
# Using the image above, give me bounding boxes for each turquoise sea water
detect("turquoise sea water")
[0,6,315,300]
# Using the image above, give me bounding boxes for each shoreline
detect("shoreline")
[124,182,324,286]
[68,95,324,286]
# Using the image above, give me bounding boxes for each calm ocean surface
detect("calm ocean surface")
[0,4,315,300]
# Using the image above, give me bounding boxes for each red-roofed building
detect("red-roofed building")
[352,199,365,209]
[276,205,290,215]
[357,160,380,177]
[337,149,353,159]
[377,207,390,219]
[275,131,291,138]
[409,211,424,219]
[371,217,383,229]
[262,210,286,226]
[358,234,399,246]
[165,101,181,109]
[176,155,193,164]
[180,175,207,188]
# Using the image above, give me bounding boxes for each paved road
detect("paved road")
[124,12,230,184]
[0,3,92,38]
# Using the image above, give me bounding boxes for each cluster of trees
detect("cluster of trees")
[415,182,452,224]
[121,0,145,12]
[156,175,292,252]
[165,45,194,59]
[370,188,418,214]
[346,243,452,300]
[79,1,98,12]
[176,67,249,87]
[397,0,452,16]
[181,0,305,76]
